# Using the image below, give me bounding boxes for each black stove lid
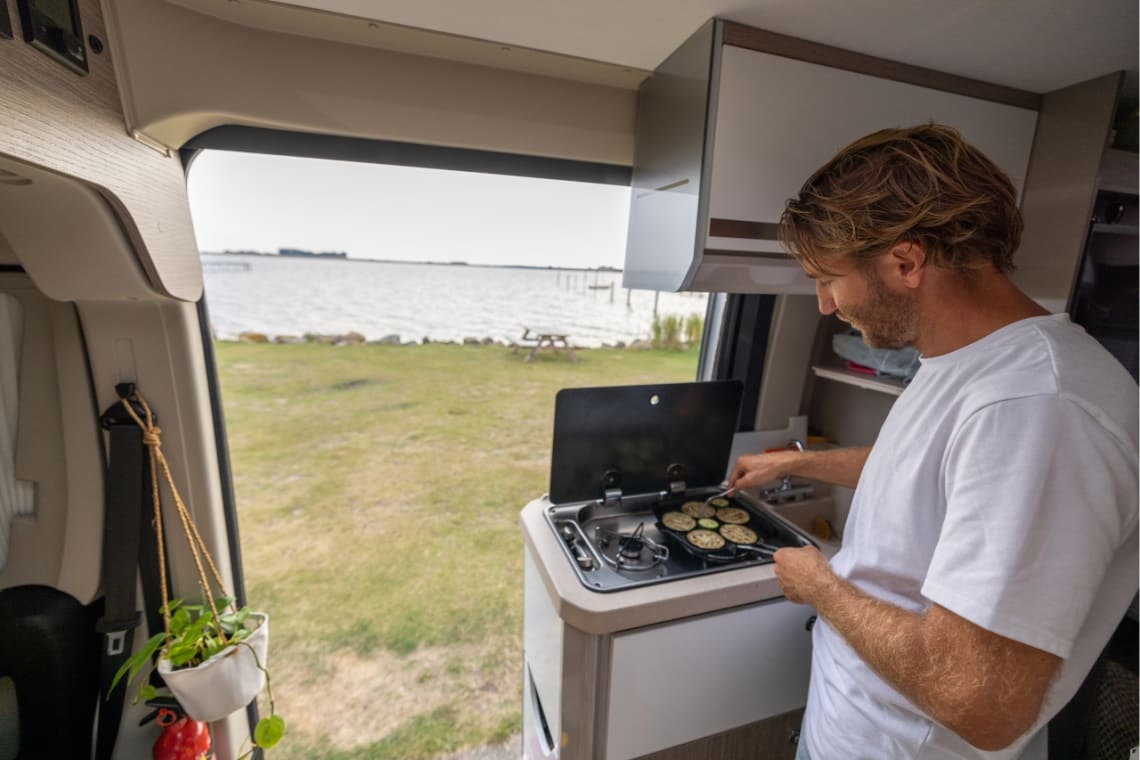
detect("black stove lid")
[549,380,743,504]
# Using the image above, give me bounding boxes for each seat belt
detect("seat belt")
[95,383,165,760]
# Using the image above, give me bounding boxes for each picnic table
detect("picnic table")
[519,326,577,362]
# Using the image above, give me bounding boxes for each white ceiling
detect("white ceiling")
[192,0,1139,98]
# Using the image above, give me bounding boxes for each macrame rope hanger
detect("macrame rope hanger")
[119,389,235,644]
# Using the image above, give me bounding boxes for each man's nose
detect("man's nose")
[816,281,837,315]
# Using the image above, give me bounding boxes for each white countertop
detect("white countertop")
[519,496,839,635]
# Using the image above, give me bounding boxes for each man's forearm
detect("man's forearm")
[788,446,870,489]
[810,573,931,708]
[806,571,1052,750]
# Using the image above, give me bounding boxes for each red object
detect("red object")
[153,708,213,760]
[845,360,878,376]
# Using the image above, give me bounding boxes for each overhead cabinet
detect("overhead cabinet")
[624,20,1040,293]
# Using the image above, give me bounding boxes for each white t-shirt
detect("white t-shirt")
[801,314,1139,759]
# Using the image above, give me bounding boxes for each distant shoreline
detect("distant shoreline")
[201,250,623,274]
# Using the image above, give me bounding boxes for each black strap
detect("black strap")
[95,383,164,760]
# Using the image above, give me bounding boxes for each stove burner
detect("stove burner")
[618,523,646,559]
[594,522,668,572]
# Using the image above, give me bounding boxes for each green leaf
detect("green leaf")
[170,607,191,635]
[254,715,285,749]
[219,607,251,635]
[214,595,235,612]
[167,640,200,668]
[135,683,157,704]
[109,632,166,694]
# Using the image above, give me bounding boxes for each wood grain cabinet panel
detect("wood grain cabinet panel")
[0,0,202,301]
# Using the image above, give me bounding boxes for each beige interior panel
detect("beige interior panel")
[77,299,234,602]
[0,0,203,301]
[104,0,638,164]
[0,274,102,604]
[0,233,16,267]
[0,157,156,302]
[166,0,649,90]
[1014,72,1123,310]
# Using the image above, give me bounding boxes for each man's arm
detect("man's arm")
[775,546,1060,750]
[728,446,870,491]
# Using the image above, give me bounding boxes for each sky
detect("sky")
[186,150,633,269]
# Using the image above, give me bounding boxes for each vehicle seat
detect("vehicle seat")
[0,585,101,760]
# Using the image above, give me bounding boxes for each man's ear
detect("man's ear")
[885,241,926,289]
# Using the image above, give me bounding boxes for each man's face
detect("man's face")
[808,256,918,350]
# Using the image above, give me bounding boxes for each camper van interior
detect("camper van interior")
[0,0,1136,758]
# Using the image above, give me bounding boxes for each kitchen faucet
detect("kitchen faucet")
[763,439,814,504]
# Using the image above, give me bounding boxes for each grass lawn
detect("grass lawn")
[215,341,700,759]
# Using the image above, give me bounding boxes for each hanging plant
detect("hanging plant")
[107,389,284,756]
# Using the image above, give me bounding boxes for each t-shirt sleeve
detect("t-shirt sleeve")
[921,394,1137,658]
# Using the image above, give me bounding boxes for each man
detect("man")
[728,124,1138,758]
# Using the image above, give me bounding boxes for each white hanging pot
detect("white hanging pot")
[157,612,269,723]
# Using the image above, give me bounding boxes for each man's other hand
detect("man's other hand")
[773,545,834,605]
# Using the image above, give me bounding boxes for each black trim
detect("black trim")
[712,294,776,432]
[195,295,260,743]
[0,0,12,40]
[0,265,26,272]
[183,125,632,186]
[195,297,247,608]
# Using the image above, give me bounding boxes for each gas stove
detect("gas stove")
[543,487,810,592]
[544,380,814,591]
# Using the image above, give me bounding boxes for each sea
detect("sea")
[200,253,709,347]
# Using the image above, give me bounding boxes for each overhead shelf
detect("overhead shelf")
[811,365,906,397]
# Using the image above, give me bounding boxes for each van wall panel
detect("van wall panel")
[0,0,203,300]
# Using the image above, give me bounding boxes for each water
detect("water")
[201,254,708,347]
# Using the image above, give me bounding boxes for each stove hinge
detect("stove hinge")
[602,487,622,506]
[666,463,686,495]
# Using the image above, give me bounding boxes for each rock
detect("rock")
[238,331,269,343]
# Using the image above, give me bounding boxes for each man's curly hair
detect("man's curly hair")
[779,124,1023,276]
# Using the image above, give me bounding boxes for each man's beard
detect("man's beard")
[838,271,917,350]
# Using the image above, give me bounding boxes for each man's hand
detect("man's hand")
[728,450,797,491]
[727,446,871,491]
[773,545,835,604]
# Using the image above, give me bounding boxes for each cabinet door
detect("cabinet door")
[604,598,815,760]
[696,47,1039,292]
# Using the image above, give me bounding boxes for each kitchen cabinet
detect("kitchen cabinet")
[604,598,813,759]
[520,501,821,760]
[623,20,1039,294]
